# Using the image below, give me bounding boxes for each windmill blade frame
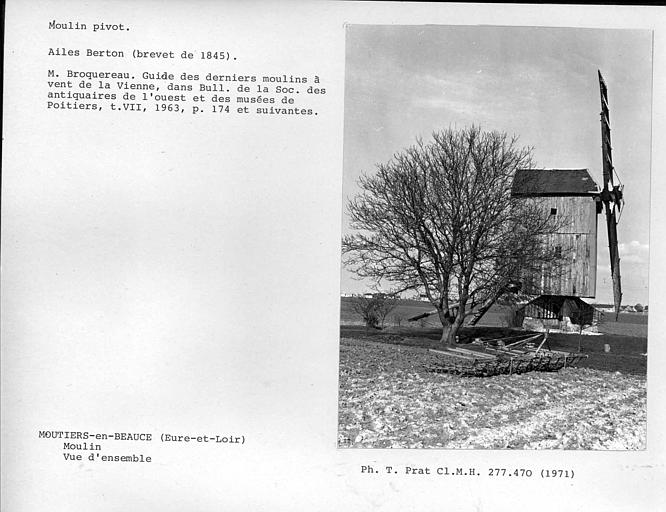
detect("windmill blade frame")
[598,70,623,319]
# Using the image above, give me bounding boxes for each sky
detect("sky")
[341,25,653,306]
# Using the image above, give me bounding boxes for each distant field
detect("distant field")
[340,297,648,338]
[340,297,510,328]
[597,313,648,337]
[340,297,438,326]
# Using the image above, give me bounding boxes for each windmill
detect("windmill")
[409,71,625,329]
[505,70,625,328]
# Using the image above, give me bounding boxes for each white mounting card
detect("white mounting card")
[2,2,665,511]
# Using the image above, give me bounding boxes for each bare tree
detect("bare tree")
[352,294,398,329]
[343,126,563,345]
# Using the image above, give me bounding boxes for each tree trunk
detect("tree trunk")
[440,323,453,345]
[439,321,463,345]
[437,309,460,346]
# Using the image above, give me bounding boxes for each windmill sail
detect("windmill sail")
[598,71,623,319]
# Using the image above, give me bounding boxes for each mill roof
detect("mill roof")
[512,169,599,197]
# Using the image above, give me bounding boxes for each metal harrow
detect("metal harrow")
[426,332,587,377]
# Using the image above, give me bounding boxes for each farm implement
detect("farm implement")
[427,332,587,377]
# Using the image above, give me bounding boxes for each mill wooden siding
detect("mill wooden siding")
[526,196,598,298]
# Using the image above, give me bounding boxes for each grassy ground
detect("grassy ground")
[597,312,648,337]
[340,297,648,374]
[338,337,647,449]
[340,325,647,375]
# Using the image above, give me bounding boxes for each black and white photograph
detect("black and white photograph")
[339,25,651,449]
[3,2,666,511]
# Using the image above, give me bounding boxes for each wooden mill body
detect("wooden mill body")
[512,169,600,298]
